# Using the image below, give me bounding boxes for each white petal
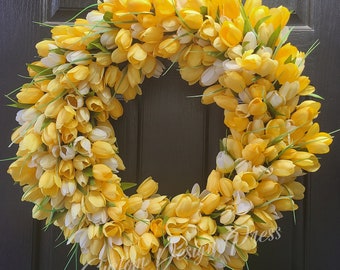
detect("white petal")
[243,32,257,50]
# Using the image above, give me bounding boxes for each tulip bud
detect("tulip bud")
[216,151,234,173]
[137,177,158,198]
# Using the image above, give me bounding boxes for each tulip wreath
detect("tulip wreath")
[7,0,333,269]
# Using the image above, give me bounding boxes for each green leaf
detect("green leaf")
[240,3,254,35]
[83,166,93,177]
[210,209,224,219]
[0,156,19,162]
[50,47,66,55]
[217,226,228,234]
[76,183,87,195]
[87,38,108,52]
[40,118,53,131]
[254,15,271,32]
[235,245,249,262]
[7,103,32,109]
[200,6,208,16]
[267,26,281,49]
[307,93,325,100]
[265,100,284,119]
[103,11,113,22]
[27,64,53,76]
[251,212,266,224]
[106,201,116,207]
[121,181,137,191]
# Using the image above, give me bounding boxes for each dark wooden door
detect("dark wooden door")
[0,0,339,269]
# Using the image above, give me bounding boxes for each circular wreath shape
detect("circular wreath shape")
[7,0,333,269]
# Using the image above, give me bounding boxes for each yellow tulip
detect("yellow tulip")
[179,65,204,85]
[256,179,281,200]
[137,14,157,28]
[197,216,217,234]
[224,111,249,132]
[242,139,267,166]
[285,181,305,200]
[42,122,58,147]
[138,233,159,255]
[268,6,290,29]
[58,160,75,179]
[213,93,238,111]
[157,38,180,58]
[201,193,220,215]
[270,160,295,177]
[150,218,165,237]
[108,200,127,222]
[104,65,122,87]
[220,0,240,19]
[108,97,124,120]
[56,105,76,129]
[201,84,224,104]
[65,65,90,83]
[165,217,189,236]
[206,169,221,194]
[199,17,220,41]
[219,71,246,93]
[126,194,143,214]
[153,0,176,17]
[136,177,158,198]
[180,44,203,68]
[101,181,124,203]
[44,97,66,118]
[93,164,114,181]
[248,97,267,116]
[111,48,128,63]
[276,63,300,84]
[84,191,106,213]
[126,0,151,12]
[164,193,200,218]
[237,235,257,253]
[60,127,78,144]
[17,86,44,104]
[22,185,44,203]
[147,196,168,215]
[291,101,320,126]
[16,133,42,156]
[301,124,333,154]
[139,26,164,44]
[7,158,37,186]
[194,233,215,256]
[273,197,298,211]
[127,43,147,69]
[236,50,262,71]
[92,141,116,159]
[103,221,124,238]
[115,28,132,51]
[32,203,52,220]
[127,64,143,87]
[244,0,262,16]
[291,151,320,172]
[219,21,243,48]
[35,40,56,57]
[180,9,203,30]
[233,172,258,193]
[85,96,105,112]
[246,190,265,206]
[39,169,61,196]
[234,214,256,235]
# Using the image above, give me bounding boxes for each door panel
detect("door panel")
[0,0,339,269]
